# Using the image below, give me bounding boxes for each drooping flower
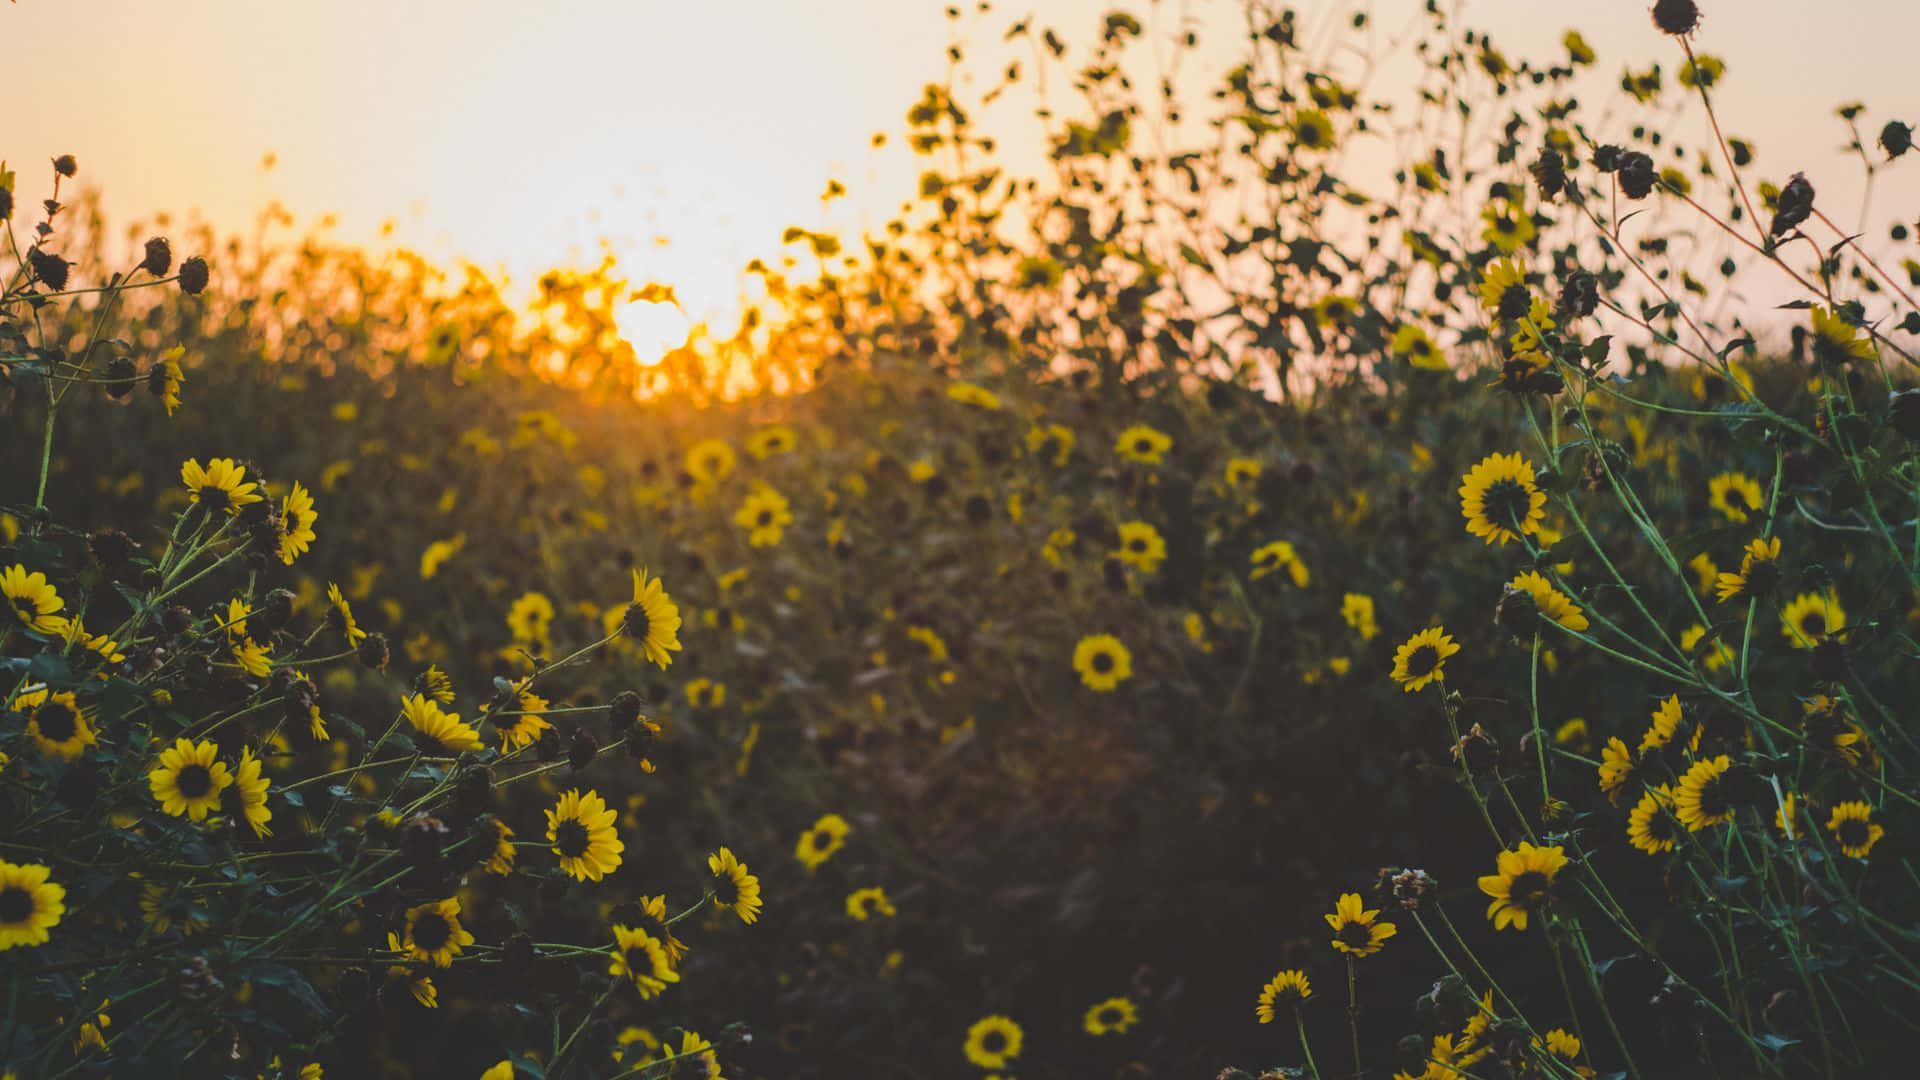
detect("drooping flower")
[624,567,684,668]
[1506,571,1588,632]
[401,693,484,754]
[708,846,764,924]
[277,481,318,565]
[1255,969,1312,1023]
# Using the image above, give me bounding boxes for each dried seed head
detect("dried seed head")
[52,154,78,178]
[178,255,210,294]
[140,236,173,278]
[1651,0,1701,36]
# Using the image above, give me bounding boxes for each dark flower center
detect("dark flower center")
[35,702,78,743]
[11,595,38,621]
[1511,870,1552,907]
[1800,613,1826,637]
[1134,438,1152,453]
[624,602,652,642]
[713,873,742,905]
[1405,645,1440,679]
[1725,489,1750,512]
[1098,1006,1123,1024]
[1336,922,1374,948]
[1696,777,1729,819]
[624,946,649,972]
[554,819,591,858]
[199,487,231,512]
[811,829,834,850]
[757,510,773,527]
[0,887,32,923]
[1091,651,1115,674]
[1498,283,1531,320]
[412,912,453,952]
[981,1031,1008,1053]
[176,764,214,799]
[1128,538,1147,553]
[1494,215,1518,235]
[1483,479,1531,528]
[1837,818,1870,848]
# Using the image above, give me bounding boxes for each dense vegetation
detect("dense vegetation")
[3,1,1918,1076]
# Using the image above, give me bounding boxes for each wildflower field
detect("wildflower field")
[4,0,1920,1076]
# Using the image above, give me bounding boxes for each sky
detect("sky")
[8,0,1918,332]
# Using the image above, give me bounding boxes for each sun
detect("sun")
[613,296,691,367]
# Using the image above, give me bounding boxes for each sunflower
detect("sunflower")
[1341,593,1379,640]
[1073,634,1133,692]
[1479,200,1537,253]
[1781,591,1845,649]
[947,381,1003,410]
[1459,453,1546,545]
[745,423,798,460]
[3,564,69,636]
[277,481,318,565]
[1250,540,1310,586]
[0,860,66,951]
[1775,792,1807,839]
[685,438,737,485]
[180,457,263,515]
[1110,521,1167,573]
[484,819,517,876]
[548,789,624,882]
[402,693,483,754]
[1478,842,1570,931]
[1477,259,1532,321]
[1597,737,1637,804]
[1637,696,1688,754]
[154,346,186,416]
[419,534,465,579]
[1325,892,1396,957]
[795,813,851,871]
[735,486,794,547]
[1827,801,1885,858]
[1224,456,1263,487]
[1707,472,1764,524]
[1537,1029,1596,1078]
[1810,305,1876,365]
[417,664,455,704]
[1390,627,1459,693]
[1027,422,1076,466]
[1255,969,1312,1023]
[479,1063,515,1080]
[13,687,97,761]
[1083,996,1139,1036]
[326,583,367,645]
[846,886,896,921]
[624,567,684,668]
[905,627,948,664]
[496,684,552,751]
[609,924,681,998]
[1391,323,1449,371]
[1674,754,1735,831]
[625,893,690,963]
[1714,536,1781,602]
[149,738,234,822]
[1290,107,1335,151]
[1507,571,1588,632]
[506,591,555,651]
[963,1015,1024,1069]
[1114,424,1172,465]
[379,947,438,1008]
[612,1025,663,1067]
[709,846,764,924]
[658,1031,722,1078]
[395,898,475,968]
[1627,785,1680,855]
[223,747,273,839]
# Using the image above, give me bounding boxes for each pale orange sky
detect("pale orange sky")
[9,0,1918,326]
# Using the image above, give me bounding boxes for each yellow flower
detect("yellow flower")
[395,898,475,968]
[326,583,367,645]
[419,534,466,579]
[609,924,680,998]
[548,789,624,882]
[227,747,273,838]
[1114,424,1172,465]
[1255,969,1312,1023]
[796,813,851,871]
[149,738,234,822]
[946,382,1003,410]
[735,486,794,547]
[846,886,896,921]
[1250,540,1309,586]
[745,423,798,460]
[1391,323,1448,370]
[401,693,483,754]
[1714,536,1781,602]
[1674,755,1735,831]
[0,859,66,950]
[1083,996,1139,1035]
[1480,200,1537,253]
[1477,259,1531,320]
[708,846,764,924]
[2,564,70,636]
[1826,801,1885,858]
[1459,452,1546,545]
[1341,593,1379,640]
[1810,305,1876,365]
[478,1061,515,1080]
[963,1015,1024,1069]
[1114,521,1168,573]
[277,481,318,564]
[1627,785,1680,855]
[1027,422,1075,466]
[484,819,517,876]
[154,346,186,416]
[496,685,552,751]
[1073,634,1134,692]
[180,457,263,515]
[13,686,97,761]
[1390,627,1459,693]
[1597,737,1637,805]
[1781,591,1845,649]
[1325,892,1396,957]
[1291,107,1335,151]
[1478,842,1569,931]
[624,567,684,668]
[1506,571,1588,632]
[1707,472,1764,524]
[686,438,737,484]
[1640,695,1687,753]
